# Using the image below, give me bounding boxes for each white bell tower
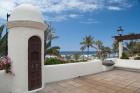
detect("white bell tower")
[7,4,47,93]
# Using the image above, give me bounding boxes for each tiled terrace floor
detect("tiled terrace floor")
[37,70,140,93]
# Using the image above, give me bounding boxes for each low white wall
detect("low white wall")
[0,70,12,93]
[115,59,140,69]
[0,61,114,92]
[45,61,113,83]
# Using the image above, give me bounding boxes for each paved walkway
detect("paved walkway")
[37,70,140,93]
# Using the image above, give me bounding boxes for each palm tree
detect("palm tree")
[135,42,140,55]
[124,40,137,57]
[45,46,60,56]
[0,25,7,57]
[80,46,85,61]
[44,23,60,57]
[95,40,111,59]
[96,40,103,49]
[95,40,103,58]
[103,47,112,58]
[112,41,119,57]
[80,35,96,59]
[44,22,58,47]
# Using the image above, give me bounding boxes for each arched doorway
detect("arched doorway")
[28,36,42,91]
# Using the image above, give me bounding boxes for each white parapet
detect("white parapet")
[0,71,13,93]
[0,60,114,92]
[115,59,140,69]
[44,61,114,83]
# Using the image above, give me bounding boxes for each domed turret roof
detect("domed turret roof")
[9,4,44,23]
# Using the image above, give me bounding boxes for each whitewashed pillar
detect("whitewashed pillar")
[119,41,123,58]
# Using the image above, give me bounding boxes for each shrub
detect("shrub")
[0,56,12,73]
[120,52,129,59]
[0,62,4,70]
[44,58,88,65]
[44,58,67,65]
[134,57,140,60]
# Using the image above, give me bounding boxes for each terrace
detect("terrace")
[0,3,140,93]
[37,70,140,93]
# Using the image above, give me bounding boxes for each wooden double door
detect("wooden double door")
[28,36,42,91]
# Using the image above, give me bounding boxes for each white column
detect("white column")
[119,41,123,58]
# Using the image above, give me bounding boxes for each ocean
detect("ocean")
[60,51,96,55]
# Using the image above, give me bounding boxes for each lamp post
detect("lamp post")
[117,26,124,58]
[6,13,10,55]
[117,26,123,36]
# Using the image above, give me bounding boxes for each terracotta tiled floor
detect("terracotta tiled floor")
[37,70,140,93]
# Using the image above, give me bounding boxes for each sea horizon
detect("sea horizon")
[60,51,96,55]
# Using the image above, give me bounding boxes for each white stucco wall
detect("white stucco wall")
[0,71,12,93]
[8,27,44,93]
[1,57,140,92]
[115,59,140,69]
[0,61,113,92]
[44,61,113,83]
[44,59,140,83]
[119,41,123,58]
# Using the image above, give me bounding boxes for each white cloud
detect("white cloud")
[46,15,68,22]
[45,14,82,22]
[80,21,99,24]
[68,14,82,18]
[106,0,133,10]
[108,6,121,11]
[80,19,100,24]
[0,0,135,20]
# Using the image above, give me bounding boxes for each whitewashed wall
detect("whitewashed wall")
[115,59,140,69]
[44,61,113,83]
[1,59,140,92]
[0,71,12,93]
[0,60,113,92]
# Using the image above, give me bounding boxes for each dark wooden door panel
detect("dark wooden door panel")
[28,36,42,91]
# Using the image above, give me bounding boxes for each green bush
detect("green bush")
[44,58,88,65]
[134,57,140,60]
[120,52,129,59]
[44,58,67,65]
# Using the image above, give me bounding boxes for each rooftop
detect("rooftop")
[37,70,140,93]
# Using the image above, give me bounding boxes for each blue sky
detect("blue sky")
[0,0,140,51]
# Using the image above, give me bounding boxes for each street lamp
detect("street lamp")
[117,26,123,36]
[6,13,10,55]
[7,13,10,21]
